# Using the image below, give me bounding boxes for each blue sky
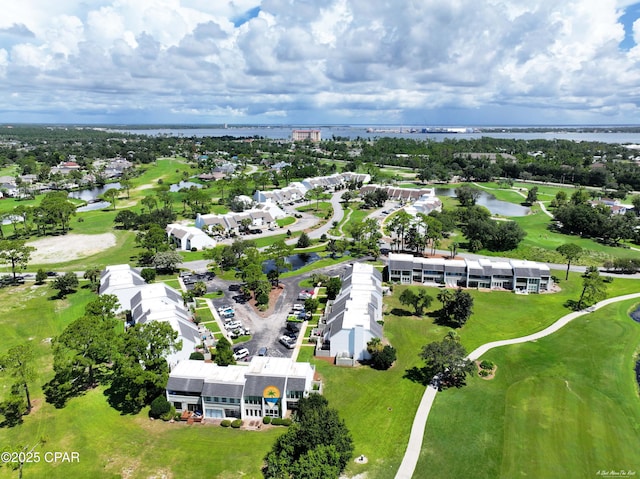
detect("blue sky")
[1,1,640,125]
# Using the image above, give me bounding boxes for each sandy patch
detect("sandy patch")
[28,233,117,264]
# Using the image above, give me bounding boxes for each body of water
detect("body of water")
[68,182,121,211]
[68,182,121,202]
[630,305,640,323]
[170,181,203,192]
[111,126,640,144]
[435,188,530,216]
[263,253,321,273]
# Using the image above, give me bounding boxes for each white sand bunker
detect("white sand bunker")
[28,233,117,264]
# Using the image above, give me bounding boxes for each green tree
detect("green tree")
[632,194,640,216]
[0,343,36,413]
[325,276,342,300]
[39,192,76,233]
[556,243,583,280]
[105,321,180,414]
[577,266,607,310]
[304,297,319,314]
[388,210,412,252]
[0,239,36,281]
[103,188,119,210]
[525,186,539,205]
[305,186,326,211]
[455,185,481,207]
[140,267,156,283]
[370,344,396,370]
[83,265,102,291]
[48,313,119,401]
[120,179,132,198]
[152,250,183,272]
[35,268,48,284]
[438,288,474,327]
[399,287,433,316]
[420,336,474,389]
[136,224,169,253]
[84,294,120,319]
[263,395,353,478]
[51,272,79,298]
[296,232,311,248]
[141,195,158,213]
[214,337,236,366]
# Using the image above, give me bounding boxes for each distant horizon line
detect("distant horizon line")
[3,122,640,129]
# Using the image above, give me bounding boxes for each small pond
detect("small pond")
[68,182,121,202]
[170,181,203,192]
[630,304,640,323]
[76,200,111,212]
[263,253,321,273]
[435,188,530,217]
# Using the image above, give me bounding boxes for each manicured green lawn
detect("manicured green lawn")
[0,388,282,479]
[276,216,296,227]
[296,201,333,218]
[194,307,213,323]
[416,298,640,479]
[305,275,640,478]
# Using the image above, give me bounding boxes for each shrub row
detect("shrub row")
[220,419,244,428]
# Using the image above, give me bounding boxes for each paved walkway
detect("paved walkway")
[394,291,640,479]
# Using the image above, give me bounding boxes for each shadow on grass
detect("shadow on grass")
[403,366,431,386]
[390,308,414,317]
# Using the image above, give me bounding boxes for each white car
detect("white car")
[225,321,242,330]
[279,336,296,349]
[233,348,249,360]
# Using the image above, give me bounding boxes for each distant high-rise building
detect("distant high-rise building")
[292,129,321,142]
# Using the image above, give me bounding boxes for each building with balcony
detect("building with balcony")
[317,263,383,365]
[388,253,552,293]
[166,357,320,420]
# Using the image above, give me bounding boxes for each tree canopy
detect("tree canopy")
[437,288,474,327]
[263,395,353,479]
[420,336,474,389]
[0,239,36,281]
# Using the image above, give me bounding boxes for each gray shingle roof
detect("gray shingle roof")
[166,377,204,393]
[202,382,244,398]
[244,375,286,398]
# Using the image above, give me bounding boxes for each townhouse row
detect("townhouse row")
[388,253,552,293]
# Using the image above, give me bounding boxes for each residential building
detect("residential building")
[388,253,552,293]
[166,357,320,420]
[195,205,279,235]
[166,223,216,251]
[360,185,436,201]
[317,263,383,364]
[130,283,200,367]
[253,172,370,204]
[99,264,200,368]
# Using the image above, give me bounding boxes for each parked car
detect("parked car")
[292,304,305,311]
[233,348,249,360]
[279,336,295,349]
[225,321,242,330]
[257,347,268,356]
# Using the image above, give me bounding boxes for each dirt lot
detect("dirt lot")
[27,233,117,264]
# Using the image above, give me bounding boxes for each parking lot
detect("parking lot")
[205,276,314,360]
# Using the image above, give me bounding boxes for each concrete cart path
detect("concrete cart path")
[394,291,640,479]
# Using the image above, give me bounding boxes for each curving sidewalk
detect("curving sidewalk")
[394,292,640,479]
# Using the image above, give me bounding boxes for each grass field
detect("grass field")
[3,163,640,478]
[415,298,640,479]
[307,274,640,478]
[2,262,640,478]
[0,388,283,479]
